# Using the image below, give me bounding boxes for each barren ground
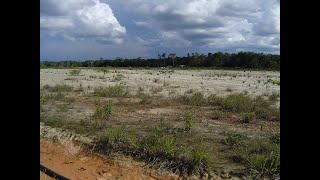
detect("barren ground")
[40,68,280,179]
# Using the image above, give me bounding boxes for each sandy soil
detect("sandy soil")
[40,68,280,97]
[40,137,180,180]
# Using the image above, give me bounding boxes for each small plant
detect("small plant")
[69,69,81,76]
[185,89,195,94]
[93,85,127,97]
[184,112,194,133]
[240,112,255,123]
[207,94,223,106]
[153,78,161,83]
[91,99,114,126]
[100,127,125,145]
[150,86,163,94]
[210,110,230,119]
[140,94,152,104]
[189,144,209,173]
[114,74,124,81]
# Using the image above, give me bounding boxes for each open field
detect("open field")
[40,68,280,179]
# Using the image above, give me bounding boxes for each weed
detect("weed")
[240,112,255,123]
[69,69,81,76]
[150,86,163,94]
[100,127,125,145]
[91,99,114,126]
[184,112,194,133]
[93,85,127,97]
[140,94,152,104]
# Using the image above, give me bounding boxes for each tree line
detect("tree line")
[40,51,280,70]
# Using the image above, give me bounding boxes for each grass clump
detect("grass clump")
[224,132,280,178]
[42,84,73,92]
[210,110,230,120]
[91,99,114,126]
[184,112,194,133]
[189,144,209,174]
[69,69,81,76]
[150,86,163,94]
[240,112,255,123]
[93,85,128,97]
[114,74,124,81]
[177,92,206,106]
[99,127,125,145]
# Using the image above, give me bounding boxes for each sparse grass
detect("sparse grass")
[267,79,280,85]
[69,69,81,76]
[41,115,66,128]
[150,86,163,94]
[207,94,223,106]
[139,94,152,104]
[153,78,161,83]
[114,74,125,81]
[224,132,280,178]
[240,112,255,123]
[268,92,280,102]
[185,89,195,94]
[210,110,231,120]
[42,84,73,92]
[91,99,114,126]
[93,85,128,97]
[184,112,194,133]
[99,127,125,145]
[189,143,209,173]
[178,92,206,106]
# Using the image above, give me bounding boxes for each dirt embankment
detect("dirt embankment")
[40,124,181,180]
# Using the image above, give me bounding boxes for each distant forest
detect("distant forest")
[40,51,280,70]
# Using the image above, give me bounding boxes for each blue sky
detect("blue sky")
[40,0,280,61]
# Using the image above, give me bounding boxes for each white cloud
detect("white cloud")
[40,0,126,44]
[110,0,279,52]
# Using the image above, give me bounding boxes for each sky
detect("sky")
[40,0,280,61]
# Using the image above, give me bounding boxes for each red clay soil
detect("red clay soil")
[40,138,180,180]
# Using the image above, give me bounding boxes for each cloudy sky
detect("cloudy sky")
[40,0,280,60]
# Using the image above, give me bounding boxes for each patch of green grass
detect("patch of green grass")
[184,112,194,133]
[185,89,195,94]
[140,94,152,104]
[114,74,124,81]
[224,133,280,178]
[91,99,114,125]
[267,79,280,85]
[189,143,209,173]
[240,112,255,123]
[150,86,163,94]
[93,85,128,97]
[178,92,206,106]
[222,93,254,112]
[42,84,73,92]
[210,110,231,120]
[207,94,223,106]
[69,69,81,76]
[42,116,66,128]
[99,127,125,145]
